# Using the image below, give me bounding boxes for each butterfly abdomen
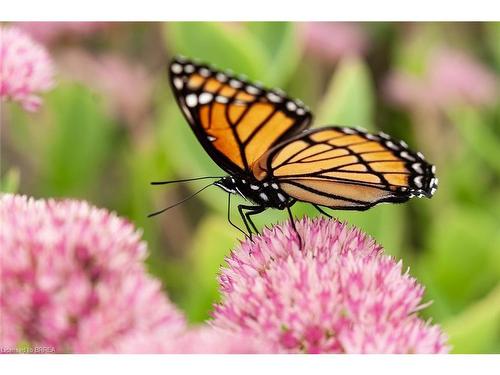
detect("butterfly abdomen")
[214,176,292,210]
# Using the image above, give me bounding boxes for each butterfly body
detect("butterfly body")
[214,175,293,210]
[163,56,438,238]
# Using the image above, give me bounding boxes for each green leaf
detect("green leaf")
[164,22,268,81]
[485,22,500,70]
[40,82,115,200]
[247,22,303,86]
[416,207,500,320]
[316,57,375,130]
[181,215,240,323]
[392,24,440,75]
[0,168,20,193]
[449,107,500,175]
[444,283,500,353]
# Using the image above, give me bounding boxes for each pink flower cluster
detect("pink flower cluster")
[0,194,264,353]
[15,22,107,45]
[0,194,183,352]
[302,22,368,62]
[57,50,154,126]
[384,48,498,111]
[0,26,55,112]
[0,194,449,353]
[213,218,449,353]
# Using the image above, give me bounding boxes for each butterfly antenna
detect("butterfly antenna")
[150,176,223,185]
[148,182,215,218]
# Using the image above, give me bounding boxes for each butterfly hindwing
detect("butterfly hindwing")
[168,56,437,215]
[169,57,312,175]
[254,127,438,210]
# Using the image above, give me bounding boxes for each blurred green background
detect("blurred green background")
[2,22,499,353]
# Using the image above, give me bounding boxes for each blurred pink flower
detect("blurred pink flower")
[165,326,271,354]
[0,26,55,112]
[213,218,449,354]
[384,48,499,110]
[302,22,368,62]
[0,194,185,353]
[14,22,108,45]
[58,49,154,126]
[428,49,499,107]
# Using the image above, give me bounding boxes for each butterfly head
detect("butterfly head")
[214,176,291,210]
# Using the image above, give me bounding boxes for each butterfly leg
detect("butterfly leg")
[245,206,265,235]
[313,204,333,218]
[238,204,264,240]
[286,205,303,250]
[227,194,248,237]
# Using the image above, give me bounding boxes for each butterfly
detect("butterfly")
[155,56,438,240]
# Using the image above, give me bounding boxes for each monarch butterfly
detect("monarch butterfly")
[151,56,438,240]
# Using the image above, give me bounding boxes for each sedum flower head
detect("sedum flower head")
[0,26,56,111]
[166,326,271,354]
[0,194,185,353]
[213,218,449,354]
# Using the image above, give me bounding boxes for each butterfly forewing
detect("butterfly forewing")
[255,127,438,210]
[168,56,437,215]
[169,57,312,175]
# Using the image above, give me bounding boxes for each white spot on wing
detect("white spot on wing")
[259,192,269,202]
[365,133,379,141]
[386,141,399,150]
[184,64,195,73]
[267,92,282,103]
[185,94,198,108]
[173,77,183,90]
[412,163,423,174]
[246,85,260,95]
[379,132,390,140]
[296,108,306,115]
[414,176,423,188]
[274,88,285,96]
[198,92,213,104]
[277,193,286,202]
[341,127,357,134]
[229,79,243,88]
[401,151,416,161]
[215,96,229,103]
[171,63,183,74]
[286,101,297,111]
[216,72,227,82]
[199,68,210,77]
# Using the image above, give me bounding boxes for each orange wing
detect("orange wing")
[255,127,438,210]
[169,57,312,174]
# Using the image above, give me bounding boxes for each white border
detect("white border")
[1,0,499,21]
[1,354,500,375]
